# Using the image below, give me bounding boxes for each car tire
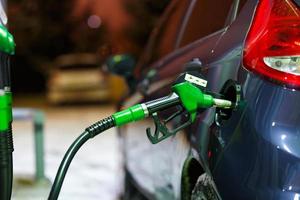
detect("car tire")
[181,157,204,200]
[191,173,221,200]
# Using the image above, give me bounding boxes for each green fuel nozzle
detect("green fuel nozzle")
[112,81,232,144]
[49,77,234,200]
[113,82,232,126]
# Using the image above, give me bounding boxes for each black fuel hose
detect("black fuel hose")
[0,126,14,200]
[48,116,115,200]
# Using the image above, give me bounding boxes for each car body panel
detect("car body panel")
[121,0,300,199]
[123,0,254,198]
[212,73,300,200]
[124,120,191,200]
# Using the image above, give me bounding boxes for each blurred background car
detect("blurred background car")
[47,53,109,104]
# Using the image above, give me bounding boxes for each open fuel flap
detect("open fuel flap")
[215,80,242,126]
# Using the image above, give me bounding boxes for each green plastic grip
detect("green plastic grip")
[0,92,12,132]
[172,82,213,122]
[113,104,145,127]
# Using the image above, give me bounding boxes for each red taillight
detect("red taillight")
[243,0,300,88]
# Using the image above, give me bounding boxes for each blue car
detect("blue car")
[110,0,300,199]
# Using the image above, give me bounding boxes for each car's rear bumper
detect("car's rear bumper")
[212,74,300,200]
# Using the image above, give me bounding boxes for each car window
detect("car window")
[136,0,190,71]
[238,0,248,14]
[179,0,234,48]
[293,0,300,6]
[154,1,190,59]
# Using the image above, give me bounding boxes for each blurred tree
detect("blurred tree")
[123,0,170,57]
[9,0,107,60]
[9,0,73,59]
[7,0,169,92]
[69,8,107,55]
[7,0,107,92]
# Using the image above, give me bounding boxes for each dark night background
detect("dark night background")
[8,0,169,93]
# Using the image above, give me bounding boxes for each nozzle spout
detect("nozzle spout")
[213,98,233,109]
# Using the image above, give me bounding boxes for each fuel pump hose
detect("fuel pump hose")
[48,116,116,200]
[48,81,233,200]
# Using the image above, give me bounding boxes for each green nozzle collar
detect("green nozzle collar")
[113,104,145,126]
[0,25,15,55]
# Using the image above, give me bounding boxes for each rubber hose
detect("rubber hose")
[48,116,115,200]
[0,126,14,200]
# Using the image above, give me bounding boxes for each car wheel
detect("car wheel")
[191,173,220,200]
[181,157,204,200]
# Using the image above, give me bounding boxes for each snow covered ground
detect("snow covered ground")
[12,105,122,200]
